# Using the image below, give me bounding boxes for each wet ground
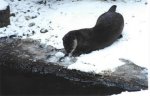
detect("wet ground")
[0,38,148,95]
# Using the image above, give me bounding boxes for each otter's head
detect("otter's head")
[62,31,78,57]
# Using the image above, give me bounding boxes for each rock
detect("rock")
[37,0,47,5]
[0,38,148,95]
[0,6,10,27]
[25,16,37,20]
[109,59,148,91]
[10,13,15,17]
[145,2,148,5]
[25,16,32,20]
[32,30,35,35]
[9,34,17,38]
[40,28,48,33]
[28,22,35,27]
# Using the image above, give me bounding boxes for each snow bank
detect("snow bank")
[0,0,8,10]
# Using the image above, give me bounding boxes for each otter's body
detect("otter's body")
[63,5,124,56]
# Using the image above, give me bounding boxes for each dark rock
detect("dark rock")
[0,36,8,41]
[40,28,48,33]
[25,16,37,20]
[37,0,46,5]
[9,34,17,38]
[32,30,35,35]
[0,38,148,95]
[31,15,37,19]
[0,6,10,28]
[10,13,15,17]
[27,10,30,12]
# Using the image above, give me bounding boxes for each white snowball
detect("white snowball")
[55,52,65,57]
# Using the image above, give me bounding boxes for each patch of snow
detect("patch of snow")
[112,90,149,96]
[66,1,150,73]
[0,0,149,74]
[0,0,8,10]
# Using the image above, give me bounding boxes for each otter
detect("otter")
[62,5,124,57]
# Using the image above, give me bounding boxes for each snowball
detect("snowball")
[55,52,65,57]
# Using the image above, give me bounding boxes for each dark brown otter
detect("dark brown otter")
[62,5,124,57]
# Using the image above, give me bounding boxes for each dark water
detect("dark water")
[0,66,123,96]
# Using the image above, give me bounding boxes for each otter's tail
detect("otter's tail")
[108,5,117,12]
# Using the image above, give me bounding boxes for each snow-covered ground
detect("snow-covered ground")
[0,0,149,95]
[0,0,8,10]
[0,0,149,73]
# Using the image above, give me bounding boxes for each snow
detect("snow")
[0,0,149,95]
[0,0,8,10]
[0,0,149,74]
[112,90,150,96]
